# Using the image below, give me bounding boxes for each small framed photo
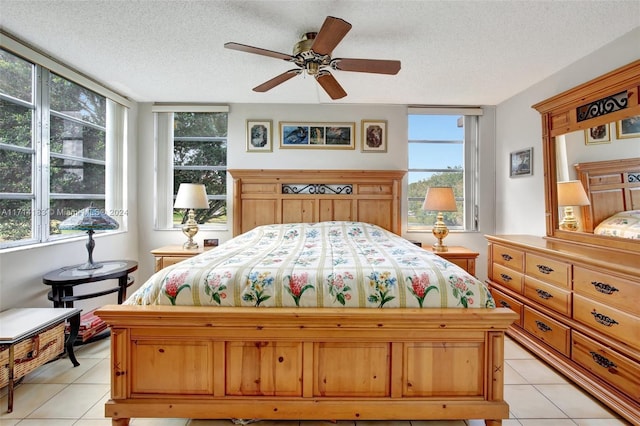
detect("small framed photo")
[510,147,533,177]
[246,120,272,152]
[361,120,387,152]
[279,122,355,149]
[584,124,610,145]
[616,115,640,139]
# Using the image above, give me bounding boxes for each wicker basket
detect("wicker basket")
[0,322,66,387]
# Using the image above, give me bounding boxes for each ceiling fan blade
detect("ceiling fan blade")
[253,69,301,92]
[316,71,347,100]
[332,58,401,75]
[311,16,352,55]
[224,42,294,61]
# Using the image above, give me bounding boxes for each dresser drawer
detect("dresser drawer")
[574,294,640,352]
[572,331,640,402]
[159,256,190,270]
[523,307,570,356]
[574,266,640,314]
[491,244,524,272]
[524,276,571,316]
[490,288,523,327]
[492,263,524,294]
[525,253,571,288]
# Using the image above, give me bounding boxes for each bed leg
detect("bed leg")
[485,420,502,426]
[112,418,130,426]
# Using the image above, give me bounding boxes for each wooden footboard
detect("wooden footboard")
[95,305,517,426]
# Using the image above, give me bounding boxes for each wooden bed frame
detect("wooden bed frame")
[96,170,517,426]
[575,157,640,232]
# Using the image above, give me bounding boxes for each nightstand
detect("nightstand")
[422,246,479,276]
[151,245,208,272]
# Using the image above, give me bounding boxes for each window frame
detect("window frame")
[152,105,230,231]
[407,107,482,233]
[1,34,129,250]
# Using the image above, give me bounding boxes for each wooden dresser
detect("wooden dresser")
[486,235,640,424]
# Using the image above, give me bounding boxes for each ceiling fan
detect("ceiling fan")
[224,16,401,100]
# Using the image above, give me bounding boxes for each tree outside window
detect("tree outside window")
[172,112,228,226]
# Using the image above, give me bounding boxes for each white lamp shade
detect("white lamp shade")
[422,187,457,212]
[557,181,590,206]
[174,183,209,209]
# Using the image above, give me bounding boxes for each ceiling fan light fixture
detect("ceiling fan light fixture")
[306,61,319,75]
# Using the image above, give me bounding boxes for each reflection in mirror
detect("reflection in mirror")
[554,119,640,238]
[557,180,590,231]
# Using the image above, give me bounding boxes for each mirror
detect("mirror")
[534,59,640,253]
[554,120,639,229]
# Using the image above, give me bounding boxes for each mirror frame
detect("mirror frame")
[532,59,640,253]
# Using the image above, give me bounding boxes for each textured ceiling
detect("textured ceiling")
[2,0,639,105]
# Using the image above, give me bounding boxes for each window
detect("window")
[407,109,480,232]
[0,42,128,249]
[153,106,229,229]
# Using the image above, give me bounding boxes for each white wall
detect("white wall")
[0,104,140,311]
[563,125,638,179]
[495,27,640,236]
[136,103,497,285]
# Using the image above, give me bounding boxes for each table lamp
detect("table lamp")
[557,180,590,231]
[174,183,209,249]
[423,186,457,252]
[59,204,120,270]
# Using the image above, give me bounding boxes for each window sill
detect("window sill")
[0,230,127,254]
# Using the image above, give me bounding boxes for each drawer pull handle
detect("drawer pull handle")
[501,253,513,261]
[590,281,619,295]
[535,289,553,300]
[499,300,511,309]
[500,273,512,282]
[589,351,617,370]
[536,264,554,274]
[590,309,619,327]
[535,320,552,332]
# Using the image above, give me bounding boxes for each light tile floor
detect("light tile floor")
[0,336,631,426]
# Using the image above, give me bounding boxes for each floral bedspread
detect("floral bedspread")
[594,210,640,239]
[126,221,495,308]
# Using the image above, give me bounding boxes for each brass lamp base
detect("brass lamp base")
[182,239,199,250]
[431,212,450,252]
[181,209,200,249]
[559,206,579,232]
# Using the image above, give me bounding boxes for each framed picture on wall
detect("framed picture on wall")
[510,147,533,177]
[361,120,387,152]
[616,115,640,139]
[279,122,355,149]
[246,120,273,152]
[584,123,611,145]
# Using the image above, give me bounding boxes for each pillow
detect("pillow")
[593,210,640,239]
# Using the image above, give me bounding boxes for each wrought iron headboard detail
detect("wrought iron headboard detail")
[282,184,353,195]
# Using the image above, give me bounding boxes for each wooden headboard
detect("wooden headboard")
[228,169,406,236]
[575,157,640,232]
